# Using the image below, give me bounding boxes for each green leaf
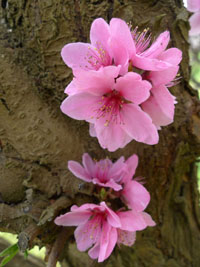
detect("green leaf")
[0,244,18,258]
[100,188,107,200]
[24,250,28,259]
[0,249,18,267]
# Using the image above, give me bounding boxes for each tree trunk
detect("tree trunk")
[0,0,200,266]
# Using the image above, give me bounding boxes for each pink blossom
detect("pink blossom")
[187,0,200,35]
[61,18,133,75]
[119,154,151,212]
[68,153,127,191]
[117,229,136,246]
[55,202,120,262]
[141,48,182,129]
[61,66,159,151]
[108,19,174,71]
[116,210,156,247]
[68,153,151,213]
[187,0,200,11]
[130,28,173,71]
[54,202,155,262]
[61,17,174,76]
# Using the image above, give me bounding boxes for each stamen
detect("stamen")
[166,76,182,87]
[132,27,152,54]
[84,42,111,70]
[91,90,126,128]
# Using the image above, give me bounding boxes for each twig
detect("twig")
[47,227,71,267]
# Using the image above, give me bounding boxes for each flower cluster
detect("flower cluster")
[187,0,200,36]
[55,154,155,262]
[54,17,183,263]
[60,18,182,151]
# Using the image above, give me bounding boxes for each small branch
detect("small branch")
[38,196,72,226]
[47,227,71,267]
[18,223,41,252]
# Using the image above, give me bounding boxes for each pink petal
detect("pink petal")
[88,242,100,259]
[100,202,121,228]
[117,229,136,246]
[92,178,122,191]
[95,159,112,179]
[71,203,104,212]
[92,159,110,181]
[70,205,79,211]
[74,216,101,251]
[142,212,156,227]
[125,154,139,179]
[148,66,179,86]
[61,43,97,70]
[64,80,78,95]
[142,85,175,128]
[60,93,99,122]
[117,210,147,231]
[68,160,91,182]
[104,180,122,191]
[75,226,94,252]
[108,36,129,75]
[104,227,118,260]
[133,55,172,71]
[189,11,200,36]
[120,104,159,145]
[141,31,170,58]
[54,210,92,226]
[90,18,110,50]
[187,0,200,12]
[74,66,120,96]
[98,222,117,262]
[82,153,96,177]
[122,180,150,211]
[89,123,96,137]
[115,72,151,104]
[110,18,136,58]
[158,48,182,65]
[107,156,126,182]
[95,117,132,152]
[98,222,111,262]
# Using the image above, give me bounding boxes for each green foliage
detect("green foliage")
[100,188,107,200]
[0,244,19,267]
[190,50,200,96]
[197,160,200,192]
[24,250,29,259]
[0,244,30,266]
[190,48,200,191]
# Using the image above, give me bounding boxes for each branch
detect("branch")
[47,227,72,267]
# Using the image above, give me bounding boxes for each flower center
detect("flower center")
[95,160,111,183]
[93,90,127,127]
[86,42,111,70]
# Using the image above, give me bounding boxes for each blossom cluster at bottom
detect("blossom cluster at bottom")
[54,154,155,262]
[55,201,155,262]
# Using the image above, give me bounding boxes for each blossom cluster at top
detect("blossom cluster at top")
[55,153,155,262]
[60,18,182,151]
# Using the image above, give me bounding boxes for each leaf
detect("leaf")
[24,250,28,259]
[100,188,107,200]
[0,249,18,267]
[0,244,18,257]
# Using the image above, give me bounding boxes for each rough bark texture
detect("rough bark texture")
[0,0,200,266]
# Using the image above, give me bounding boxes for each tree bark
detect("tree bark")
[0,0,200,266]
